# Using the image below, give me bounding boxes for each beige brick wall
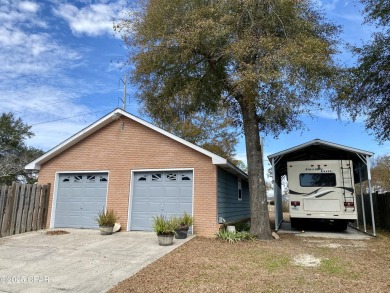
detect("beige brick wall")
[37,117,220,237]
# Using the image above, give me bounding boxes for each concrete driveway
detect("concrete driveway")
[0,229,193,293]
[277,222,372,240]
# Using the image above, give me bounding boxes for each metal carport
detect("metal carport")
[268,139,376,236]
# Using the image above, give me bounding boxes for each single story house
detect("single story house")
[25,108,249,237]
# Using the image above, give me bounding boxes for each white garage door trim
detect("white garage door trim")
[127,168,195,231]
[50,171,110,228]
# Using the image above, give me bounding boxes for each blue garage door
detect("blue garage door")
[55,173,108,228]
[130,171,193,231]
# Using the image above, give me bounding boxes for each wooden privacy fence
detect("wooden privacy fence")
[0,183,51,237]
[356,192,390,231]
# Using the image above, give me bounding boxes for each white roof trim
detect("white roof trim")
[268,139,374,159]
[25,109,246,178]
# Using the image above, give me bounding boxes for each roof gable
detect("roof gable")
[25,109,247,178]
[267,139,374,177]
[268,139,373,160]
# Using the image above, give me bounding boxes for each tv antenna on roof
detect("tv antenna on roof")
[119,74,127,111]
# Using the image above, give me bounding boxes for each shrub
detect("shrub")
[235,221,251,232]
[152,215,177,235]
[180,212,194,227]
[216,230,256,243]
[95,209,117,227]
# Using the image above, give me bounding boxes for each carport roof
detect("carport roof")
[25,108,247,179]
[267,139,374,177]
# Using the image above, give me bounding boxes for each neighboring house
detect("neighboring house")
[25,109,249,237]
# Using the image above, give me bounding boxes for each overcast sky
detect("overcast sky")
[1,0,389,168]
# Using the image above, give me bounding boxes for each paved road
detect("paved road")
[0,229,193,292]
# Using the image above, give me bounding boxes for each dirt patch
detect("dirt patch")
[109,230,390,293]
[45,230,70,236]
[293,254,322,267]
[304,239,368,250]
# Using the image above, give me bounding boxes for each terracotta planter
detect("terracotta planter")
[99,225,114,235]
[157,233,174,246]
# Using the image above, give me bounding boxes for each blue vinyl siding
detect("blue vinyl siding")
[217,167,250,223]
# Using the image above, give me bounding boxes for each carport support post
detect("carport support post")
[358,166,367,232]
[272,158,283,231]
[275,172,283,230]
[366,155,376,236]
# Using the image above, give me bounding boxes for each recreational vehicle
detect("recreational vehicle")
[287,160,357,230]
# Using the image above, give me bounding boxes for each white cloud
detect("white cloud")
[0,27,24,46]
[0,0,119,151]
[0,27,82,79]
[18,1,39,13]
[0,82,114,151]
[53,1,127,37]
[0,1,81,80]
[0,0,47,29]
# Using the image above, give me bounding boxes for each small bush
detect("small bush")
[152,215,177,235]
[216,230,256,243]
[95,209,118,226]
[179,212,194,227]
[235,221,250,232]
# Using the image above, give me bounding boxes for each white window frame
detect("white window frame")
[238,178,242,201]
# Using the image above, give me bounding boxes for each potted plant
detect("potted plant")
[152,215,177,246]
[174,212,194,239]
[95,209,118,235]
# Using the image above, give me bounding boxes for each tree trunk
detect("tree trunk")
[239,99,272,240]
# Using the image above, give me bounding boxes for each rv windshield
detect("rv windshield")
[299,173,336,187]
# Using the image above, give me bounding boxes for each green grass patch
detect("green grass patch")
[318,257,361,280]
[320,258,346,276]
[265,255,290,272]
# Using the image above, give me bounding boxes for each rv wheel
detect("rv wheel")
[290,218,301,230]
[336,221,348,231]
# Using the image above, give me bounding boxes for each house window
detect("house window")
[99,176,108,182]
[299,173,336,187]
[62,176,71,182]
[152,173,162,181]
[181,174,191,181]
[87,175,95,183]
[138,175,147,181]
[166,173,177,181]
[74,175,83,183]
[238,179,242,201]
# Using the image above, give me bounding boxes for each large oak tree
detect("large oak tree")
[333,0,390,142]
[117,0,341,239]
[0,112,43,185]
[140,96,240,162]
